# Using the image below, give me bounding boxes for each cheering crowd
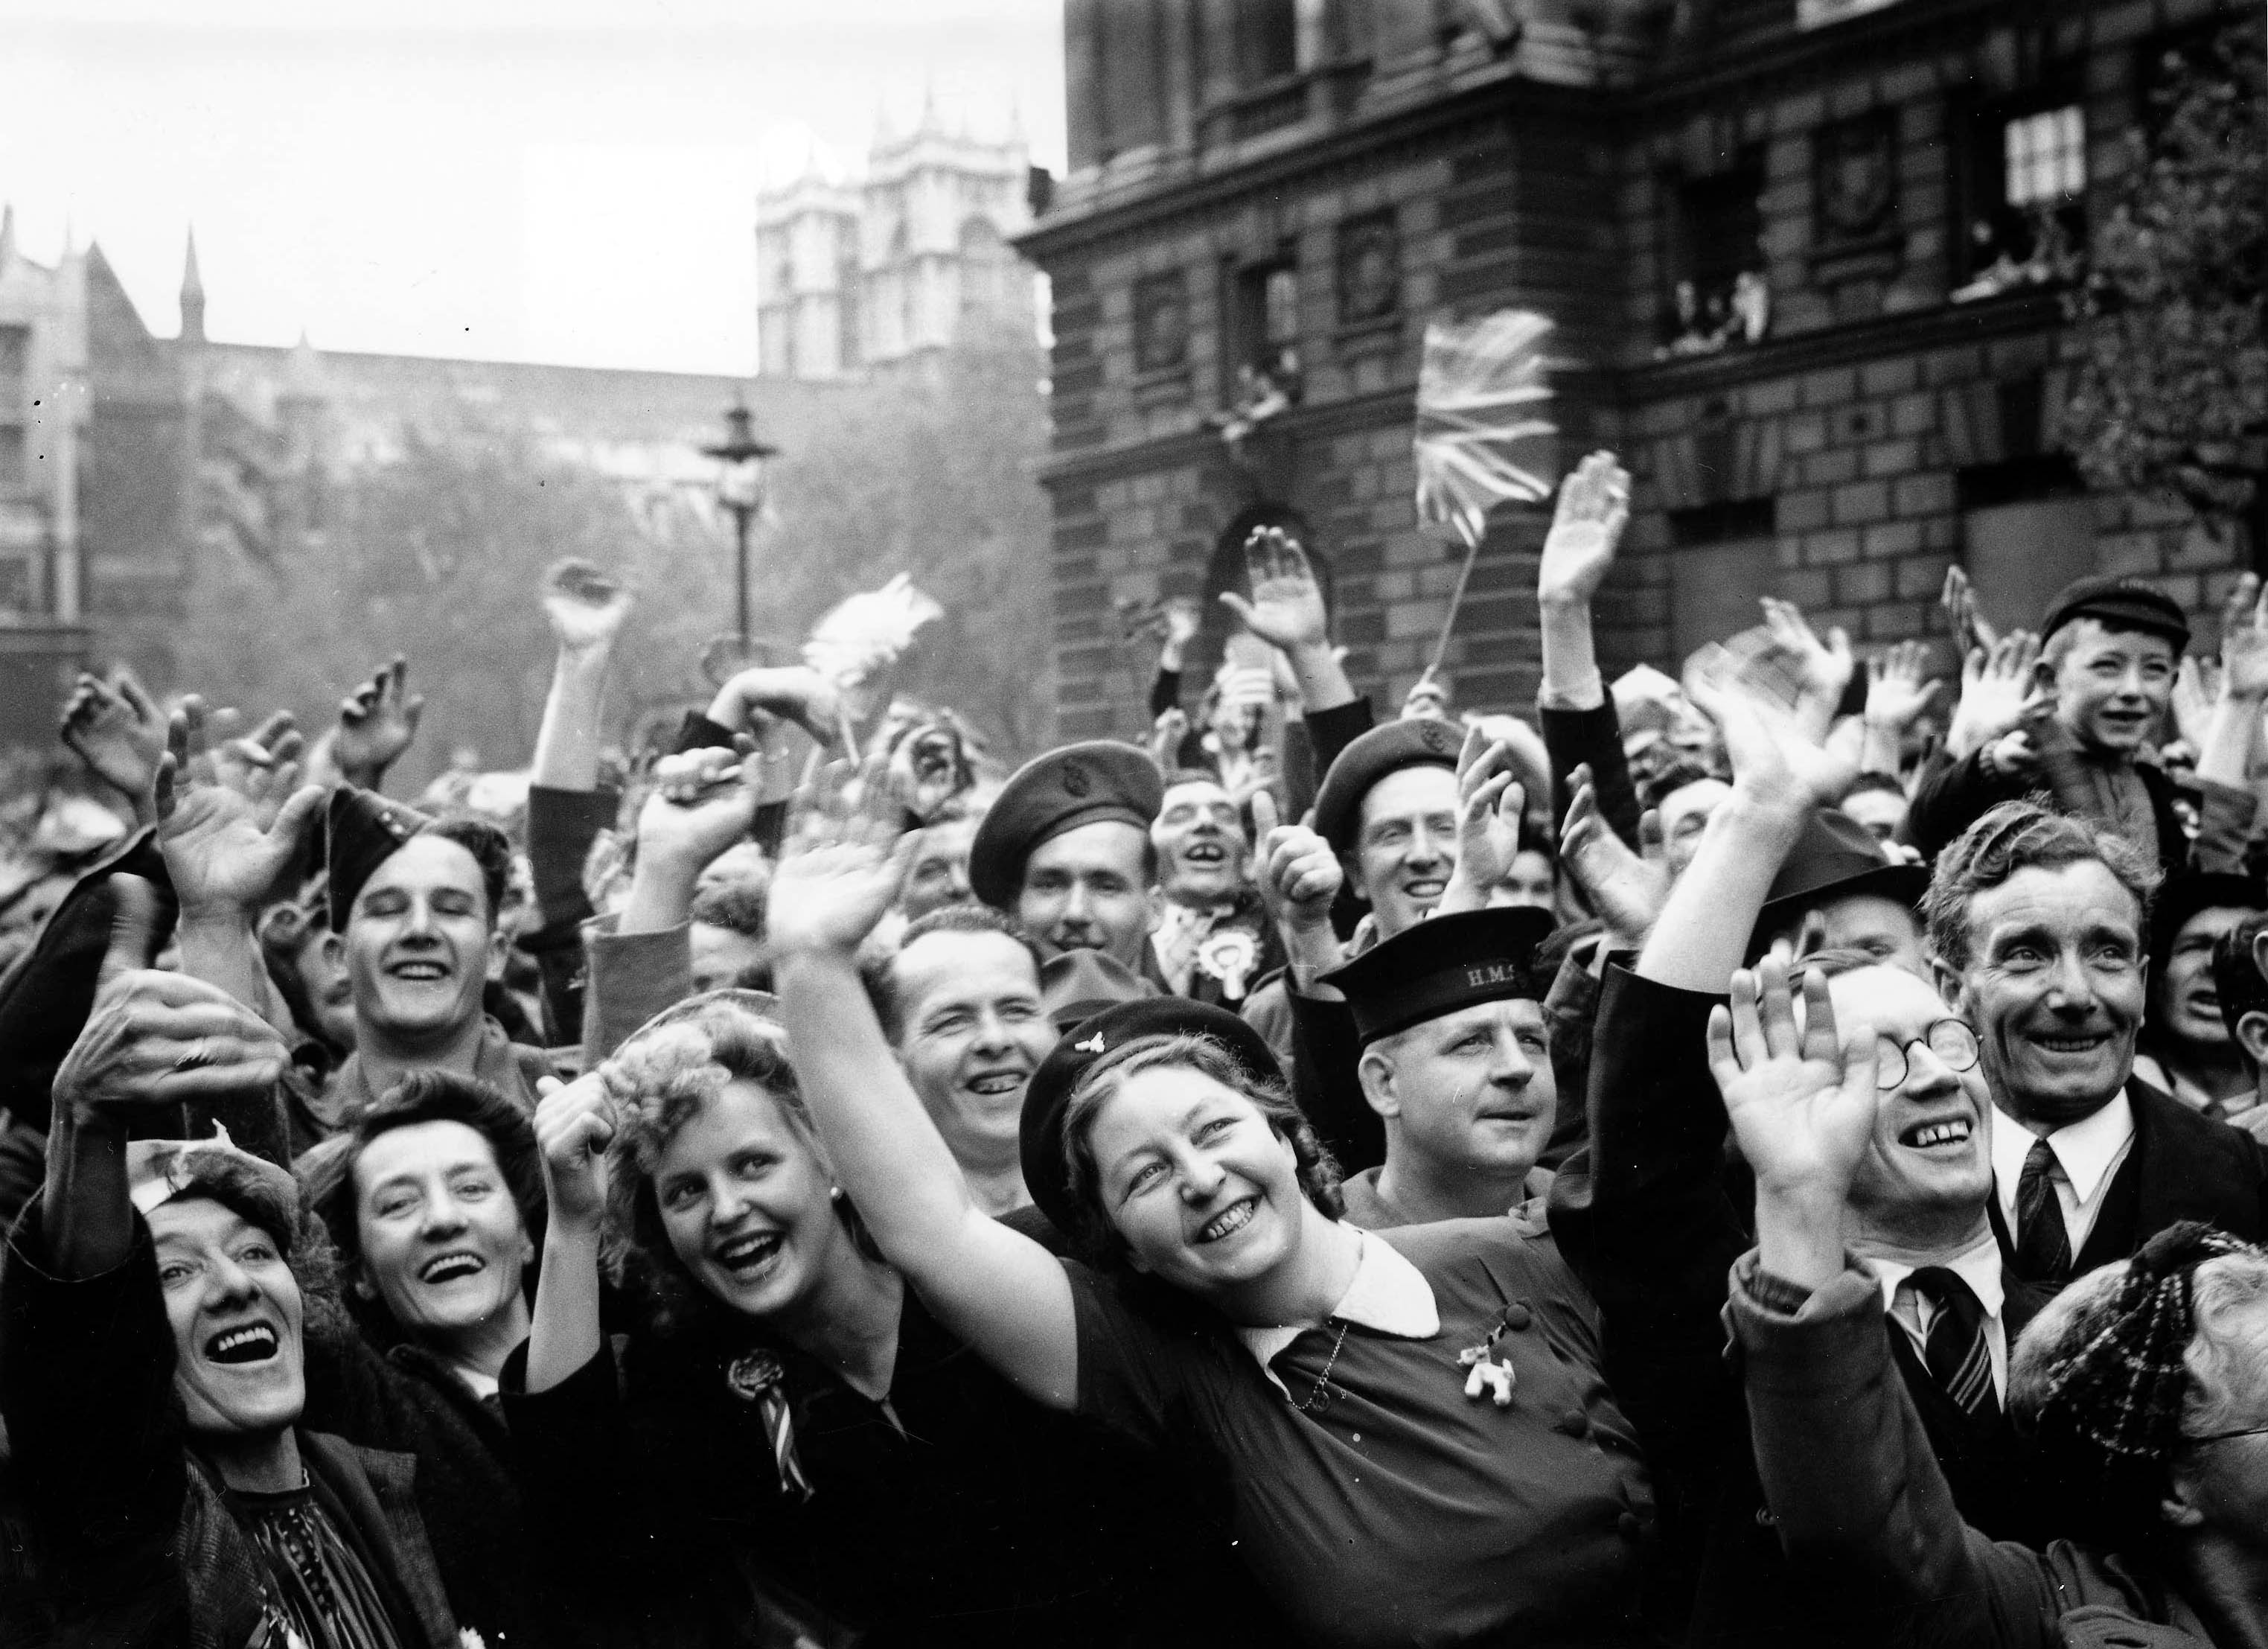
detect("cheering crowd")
[2,445,2267,1649]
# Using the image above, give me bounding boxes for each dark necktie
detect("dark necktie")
[2013,1135,2072,1284]
[1906,1267,2000,1420]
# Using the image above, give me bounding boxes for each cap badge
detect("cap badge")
[1074,1031,1104,1053]
[1061,762,1093,799]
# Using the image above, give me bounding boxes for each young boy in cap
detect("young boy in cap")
[1321,908,1559,1228]
[1908,574,2191,870]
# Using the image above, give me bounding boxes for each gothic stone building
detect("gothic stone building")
[1018,0,2254,741]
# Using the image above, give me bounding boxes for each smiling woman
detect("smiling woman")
[506,989,1214,1647]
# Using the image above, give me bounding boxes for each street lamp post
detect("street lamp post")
[703,401,777,647]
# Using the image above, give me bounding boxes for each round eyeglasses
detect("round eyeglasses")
[1876,1019,1981,1089]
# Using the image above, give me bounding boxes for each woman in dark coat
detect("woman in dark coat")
[298,1069,563,1649]
[515,990,1235,1649]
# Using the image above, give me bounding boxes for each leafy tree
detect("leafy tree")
[2063,15,2267,525]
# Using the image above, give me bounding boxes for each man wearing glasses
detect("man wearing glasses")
[1548,686,2062,1643]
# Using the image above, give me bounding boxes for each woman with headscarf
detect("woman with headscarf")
[1712,955,2268,1646]
[760,828,1658,1648]
[511,989,1262,1648]
[0,944,462,1649]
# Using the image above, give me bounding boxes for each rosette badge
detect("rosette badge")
[1196,928,1260,1001]
[726,1350,814,1499]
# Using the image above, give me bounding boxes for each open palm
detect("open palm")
[1221,527,1328,652]
[1707,961,1879,1200]
[156,707,322,911]
[768,832,910,956]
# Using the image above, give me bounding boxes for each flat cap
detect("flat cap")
[1312,718,1462,854]
[968,741,1163,910]
[1320,906,1555,1045]
[327,786,434,925]
[1019,995,1282,1238]
[2041,575,2190,651]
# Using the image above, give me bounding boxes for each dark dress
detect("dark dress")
[502,1283,1207,1648]
[1069,1218,1655,1648]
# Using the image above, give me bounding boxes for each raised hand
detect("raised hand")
[1162,596,1201,652]
[2218,572,2268,702]
[1250,789,1341,937]
[1940,565,1999,657]
[60,669,168,807]
[155,701,325,915]
[1220,526,1329,655]
[1707,960,1879,1284]
[543,558,634,658]
[1946,630,2043,758]
[1863,640,1943,733]
[634,747,762,877]
[1149,706,1190,771]
[1687,647,1857,820]
[768,776,914,957]
[1438,725,1525,915]
[534,1073,616,1240]
[1760,597,1855,737]
[51,874,288,1128]
[711,664,844,748]
[333,657,424,782]
[1559,767,1670,945]
[1536,450,1632,607]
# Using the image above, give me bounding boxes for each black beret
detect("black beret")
[1756,808,1928,933]
[0,826,176,1134]
[2041,575,2190,651]
[1320,906,1555,1045]
[1312,718,1462,854]
[968,742,1164,911]
[327,786,434,925]
[1019,997,1282,1238]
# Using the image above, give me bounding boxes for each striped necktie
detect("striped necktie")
[1907,1266,1999,1420]
[2013,1135,2073,1284]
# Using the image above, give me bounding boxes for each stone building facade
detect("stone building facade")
[1019,0,2255,742]
[757,103,1035,380]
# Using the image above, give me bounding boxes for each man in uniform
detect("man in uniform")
[1320,907,1559,1228]
[968,741,1166,989]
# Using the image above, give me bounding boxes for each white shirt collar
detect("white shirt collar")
[1237,1230,1440,1398]
[1867,1228,2006,1323]
[1990,1088,2136,1205]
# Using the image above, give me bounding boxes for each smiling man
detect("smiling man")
[1322,908,1558,1229]
[326,788,559,1117]
[970,742,1166,985]
[1147,771,1282,1007]
[1926,801,2268,1289]
[862,905,1059,1215]
[2135,871,2265,1118]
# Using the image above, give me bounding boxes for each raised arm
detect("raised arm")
[1638,669,1853,992]
[525,1072,613,1394]
[1221,526,1355,718]
[154,701,324,1038]
[60,669,168,829]
[531,560,633,794]
[308,656,425,795]
[767,820,1079,1409]
[2194,575,2268,869]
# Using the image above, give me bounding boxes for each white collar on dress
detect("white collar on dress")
[1236,1230,1440,1397]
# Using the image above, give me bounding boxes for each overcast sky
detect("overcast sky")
[0,0,1064,375]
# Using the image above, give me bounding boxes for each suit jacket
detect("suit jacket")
[1990,1076,2268,1287]
[1550,966,2063,1646]
[1735,1263,2226,1649]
